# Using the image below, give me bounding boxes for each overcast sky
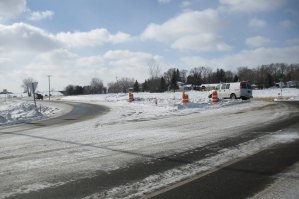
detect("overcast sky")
[0,0,299,93]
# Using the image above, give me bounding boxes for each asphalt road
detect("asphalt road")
[31,101,110,126]
[148,140,299,199]
[0,101,109,133]
[6,101,299,199]
[147,101,299,199]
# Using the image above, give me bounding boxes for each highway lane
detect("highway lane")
[149,140,299,199]
[147,101,299,199]
[6,101,299,199]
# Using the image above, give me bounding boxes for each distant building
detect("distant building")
[200,84,219,91]
[177,82,200,91]
[0,89,12,94]
[275,82,286,88]
[286,81,299,88]
[251,84,257,90]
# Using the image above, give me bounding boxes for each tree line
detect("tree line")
[64,78,107,95]
[21,63,299,96]
[141,63,299,92]
[64,63,299,95]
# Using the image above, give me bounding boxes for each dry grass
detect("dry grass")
[252,97,276,102]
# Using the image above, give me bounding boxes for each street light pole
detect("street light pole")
[48,75,51,100]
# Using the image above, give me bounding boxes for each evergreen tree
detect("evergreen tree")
[133,80,140,92]
[176,69,181,82]
[159,77,167,92]
[233,75,239,82]
[142,80,148,92]
[170,70,179,92]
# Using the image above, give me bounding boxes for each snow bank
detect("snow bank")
[0,102,60,125]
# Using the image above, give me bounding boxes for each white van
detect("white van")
[214,82,252,100]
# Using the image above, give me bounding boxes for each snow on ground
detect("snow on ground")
[0,100,61,125]
[253,88,299,99]
[0,89,299,198]
[62,91,252,127]
[1,88,298,126]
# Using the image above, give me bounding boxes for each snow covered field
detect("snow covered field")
[1,88,298,126]
[0,88,299,198]
[253,88,299,99]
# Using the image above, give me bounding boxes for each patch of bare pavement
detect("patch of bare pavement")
[147,101,299,199]
[6,101,299,199]
[147,140,299,199]
[0,101,109,133]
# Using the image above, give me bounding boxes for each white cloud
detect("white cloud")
[245,36,272,48]
[27,10,54,21]
[0,0,54,22]
[0,22,134,92]
[0,0,27,21]
[248,18,267,28]
[279,20,294,28]
[180,46,299,70]
[0,23,131,52]
[1,49,162,92]
[171,34,232,51]
[141,9,231,52]
[0,23,61,52]
[56,29,131,48]
[219,0,286,13]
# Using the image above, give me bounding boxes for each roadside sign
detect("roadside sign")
[27,82,38,110]
[27,82,38,93]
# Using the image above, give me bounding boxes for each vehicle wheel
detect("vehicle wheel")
[241,96,248,100]
[230,93,236,99]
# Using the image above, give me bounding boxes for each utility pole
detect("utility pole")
[32,82,37,109]
[48,75,51,100]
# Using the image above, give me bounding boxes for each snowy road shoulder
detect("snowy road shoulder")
[85,132,299,199]
[0,100,71,126]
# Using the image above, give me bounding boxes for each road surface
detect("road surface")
[147,101,299,199]
[0,101,109,133]
[0,100,298,199]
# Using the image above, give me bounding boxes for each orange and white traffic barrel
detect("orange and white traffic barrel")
[211,90,219,103]
[182,91,189,103]
[128,91,134,102]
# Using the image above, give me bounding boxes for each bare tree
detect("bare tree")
[163,68,176,85]
[90,78,104,94]
[180,69,188,83]
[21,77,35,96]
[148,60,161,79]
[108,77,134,93]
[118,77,135,93]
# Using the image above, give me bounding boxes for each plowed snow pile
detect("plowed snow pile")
[0,102,59,125]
